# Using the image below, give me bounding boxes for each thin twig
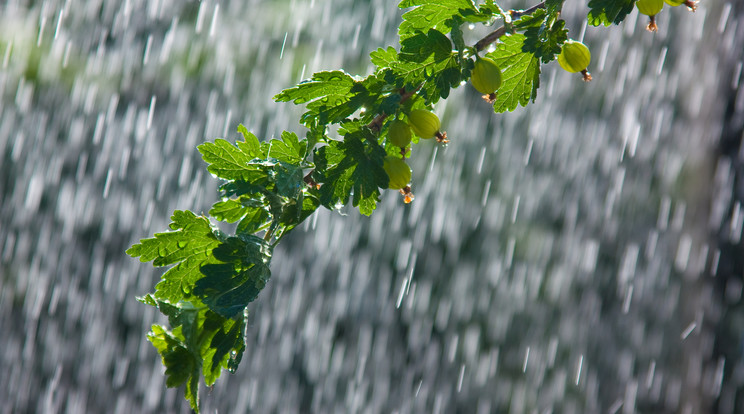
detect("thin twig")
[512,1,547,19]
[474,27,507,52]
[474,1,547,52]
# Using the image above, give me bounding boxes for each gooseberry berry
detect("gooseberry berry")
[558,40,592,82]
[663,0,697,11]
[408,109,447,143]
[636,0,664,31]
[388,119,412,148]
[383,156,412,190]
[471,57,502,103]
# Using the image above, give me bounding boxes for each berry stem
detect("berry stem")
[581,69,592,82]
[646,15,658,32]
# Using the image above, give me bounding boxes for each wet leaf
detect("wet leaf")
[398,0,478,41]
[314,128,388,215]
[587,0,635,26]
[486,34,541,113]
[127,211,221,302]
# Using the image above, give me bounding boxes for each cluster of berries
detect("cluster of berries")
[383,109,444,203]
[381,37,602,203]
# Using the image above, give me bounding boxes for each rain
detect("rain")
[1,0,743,413]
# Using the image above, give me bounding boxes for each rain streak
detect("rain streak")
[1,0,743,413]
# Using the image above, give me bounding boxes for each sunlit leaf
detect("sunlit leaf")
[587,0,635,26]
[487,34,541,113]
[314,128,388,215]
[398,0,478,41]
[127,210,221,302]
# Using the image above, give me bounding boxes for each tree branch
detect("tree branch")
[474,1,546,52]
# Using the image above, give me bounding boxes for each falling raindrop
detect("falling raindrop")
[0,1,742,414]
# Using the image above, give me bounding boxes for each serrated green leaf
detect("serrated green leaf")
[513,9,547,29]
[545,0,565,14]
[144,295,246,410]
[236,206,271,236]
[400,29,453,63]
[210,199,248,223]
[520,13,568,64]
[198,139,268,183]
[273,71,360,126]
[398,0,478,41]
[370,47,399,70]
[393,29,461,103]
[147,324,201,412]
[477,1,505,20]
[274,70,354,105]
[268,131,305,165]
[235,125,264,158]
[127,210,221,302]
[314,128,387,215]
[486,34,541,113]
[200,312,244,385]
[587,0,635,26]
[219,181,266,199]
[194,236,273,318]
[446,15,466,57]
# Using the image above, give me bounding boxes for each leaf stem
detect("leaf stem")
[474,1,546,52]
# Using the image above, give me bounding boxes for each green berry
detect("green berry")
[558,40,591,74]
[636,0,664,16]
[471,57,503,95]
[388,119,412,148]
[636,0,664,31]
[383,156,411,190]
[408,109,440,140]
[663,0,696,11]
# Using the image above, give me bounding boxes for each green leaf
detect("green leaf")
[236,125,264,158]
[138,294,199,337]
[148,324,201,411]
[314,128,388,215]
[236,205,271,236]
[268,131,306,165]
[545,0,565,15]
[394,29,461,103]
[398,0,478,41]
[587,0,635,26]
[210,199,248,223]
[200,311,245,384]
[127,210,221,302]
[517,11,568,64]
[370,47,398,70]
[486,34,541,113]
[193,235,273,318]
[274,70,354,105]
[446,15,466,59]
[276,192,321,237]
[477,0,506,20]
[141,294,246,411]
[274,162,305,199]
[273,71,360,126]
[198,139,268,183]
